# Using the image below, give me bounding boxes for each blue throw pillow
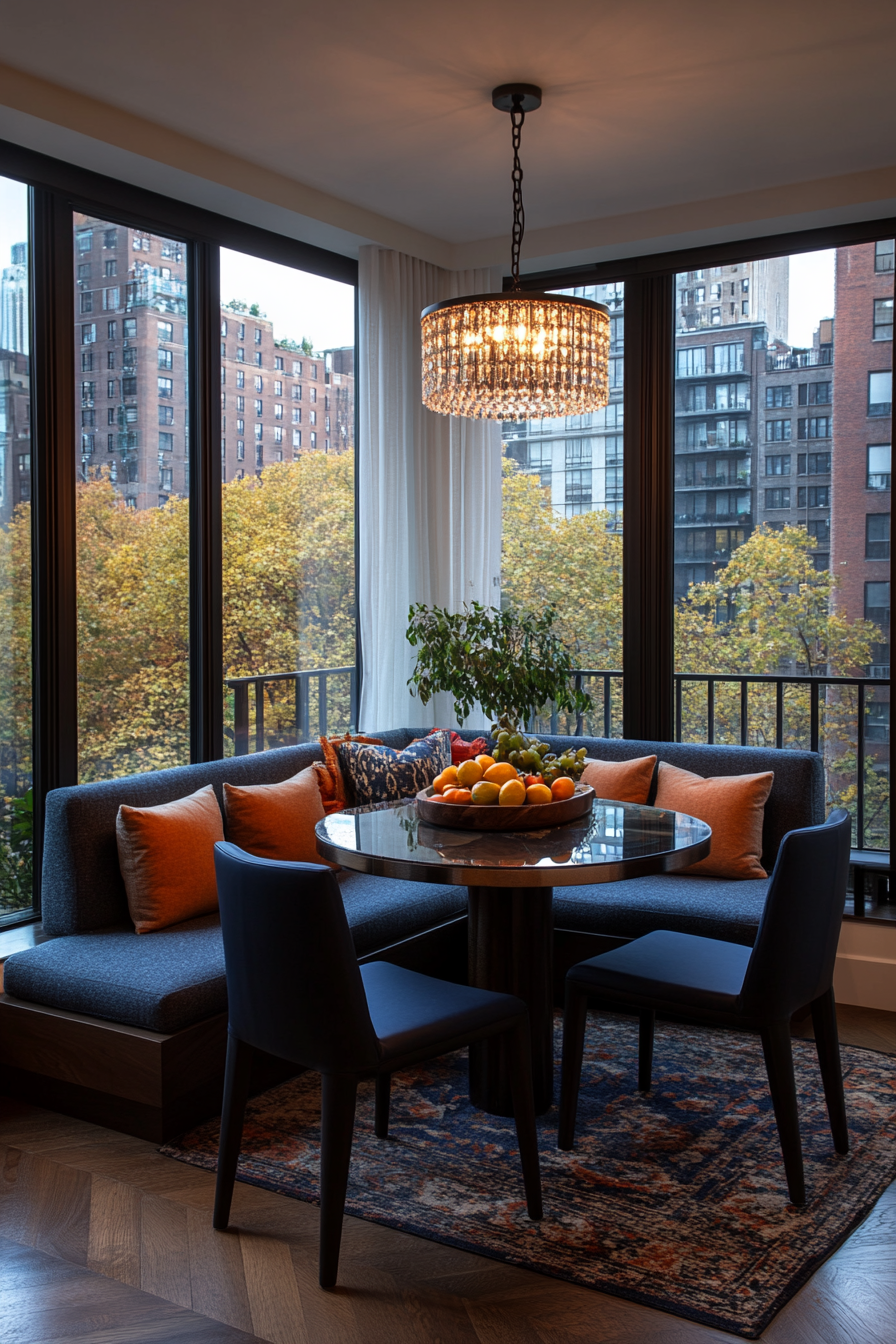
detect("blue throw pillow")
[336,730,451,806]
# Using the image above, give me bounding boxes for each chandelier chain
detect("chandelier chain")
[510,96,526,291]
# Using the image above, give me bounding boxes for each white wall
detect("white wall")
[834,920,896,1011]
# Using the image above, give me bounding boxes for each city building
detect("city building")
[676,258,789,341]
[754,318,834,565]
[73,215,354,508]
[831,240,893,675]
[502,282,624,523]
[0,345,30,523]
[0,240,28,355]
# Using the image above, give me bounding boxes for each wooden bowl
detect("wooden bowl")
[415,783,594,831]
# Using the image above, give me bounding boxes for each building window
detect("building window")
[709,283,721,300]
[76,230,93,252]
[766,386,792,408]
[158,377,173,398]
[867,443,891,489]
[310,410,317,426]
[866,514,890,559]
[798,381,832,406]
[254,424,263,440]
[159,432,174,454]
[765,455,790,475]
[875,239,895,272]
[274,380,283,396]
[694,286,705,303]
[236,347,245,362]
[798,416,832,439]
[237,441,245,460]
[713,342,744,373]
[158,348,173,370]
[868,371,892,416]
[236,370,245,389]
[158,405,174,426]
[292,384,302,400]
[236,419,244,434]
[254,376,263,392]
[81,381,95,403]
[710,308,721,324]
[255,445,263,467]
[254,352,262,366]
[122,376,137,396]
[102,288,120,310]
[81,323,96,344]
[103,228,117,248]
[274,426,283,444]
[274,403,283,419]
[797,452,831,474]
[873,297,893,342]
[797,485,831,508]
[310,432,317,448]
[292,360,302,376]
[292,430,302,447]
[158,320,174,343]
[807,518,830,544]
[160,468,173,491]
[310,364,318,379]
[766,419,791,442]
[741,301,749,316]
[292,408,301,424]
[274,356,284,371]
[864,581,890,626]
[221,319,228,336]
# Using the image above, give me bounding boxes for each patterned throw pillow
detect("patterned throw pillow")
[336,730,451,806]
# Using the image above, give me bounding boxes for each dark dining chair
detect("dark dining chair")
[558,809,852,1206]
[211,843,542,1286]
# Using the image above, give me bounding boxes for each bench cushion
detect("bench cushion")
[553,874,770,948]
[3,870,465,1034]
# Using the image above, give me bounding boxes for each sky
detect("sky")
[220,248,355,352]
[788,248,835,347]
[0,172,842,355]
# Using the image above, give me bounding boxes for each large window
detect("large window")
[0,177,32,922]
[219,250,356,754]
[502,283,624,734]
[74,216,191,781]
[674,243,892,849]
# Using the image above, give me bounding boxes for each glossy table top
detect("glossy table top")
[315,797,711,888]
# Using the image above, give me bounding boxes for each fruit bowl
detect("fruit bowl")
[415,783,594,831]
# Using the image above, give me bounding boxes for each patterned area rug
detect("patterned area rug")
[163,1012,896,1338]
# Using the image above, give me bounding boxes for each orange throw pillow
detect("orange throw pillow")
[116,785,224,934]
[581,755,657,805]
[223,766,337,869]
[654,761,774,880]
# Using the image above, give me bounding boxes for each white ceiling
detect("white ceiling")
[1,0,894,251]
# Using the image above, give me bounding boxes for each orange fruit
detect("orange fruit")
[498,778,527,806]
[440,786,459,801]
[446,788,472,805]
[524,773,544,788]
[431,774,447,794]
[551,776,576,801]
[526,783,553,805]
[475,754,496,771]
[484,761,519,787]
[471,780,501,805]
[442,765,459,784]
[456,758,484,788]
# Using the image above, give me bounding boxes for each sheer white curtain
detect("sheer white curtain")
[358,247,503,731]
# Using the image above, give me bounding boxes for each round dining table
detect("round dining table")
[315,797,711,1118]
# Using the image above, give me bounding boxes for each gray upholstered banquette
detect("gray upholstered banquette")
[3,731,824,1038]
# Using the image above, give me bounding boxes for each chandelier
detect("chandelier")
[421,84,610,422]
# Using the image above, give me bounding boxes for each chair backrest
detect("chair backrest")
[738,808,851,1019]
[214,842,382,1073]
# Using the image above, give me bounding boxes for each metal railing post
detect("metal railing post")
[707,679,715,745]
[857,681,866,851]
[234,683,249,756]
[298,673,310,742]
[254,680,265,755]
[318,673,328,737]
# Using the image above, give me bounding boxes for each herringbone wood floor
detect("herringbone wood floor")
[1,1005,894,1344]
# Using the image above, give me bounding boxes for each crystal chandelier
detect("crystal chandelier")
[421,84,610,422]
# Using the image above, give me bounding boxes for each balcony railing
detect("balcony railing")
[226,664,889,862]
[766,349,833,371]
[225,666,357,755]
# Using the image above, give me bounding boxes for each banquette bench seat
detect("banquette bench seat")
[0,728,824,1139]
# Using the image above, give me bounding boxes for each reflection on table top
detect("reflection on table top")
[315,797,711,889]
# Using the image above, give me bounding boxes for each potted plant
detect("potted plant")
[406,601,591,728]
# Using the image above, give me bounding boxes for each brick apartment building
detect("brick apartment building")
[754,319,834,564]
[831,240,893,675]
[72,214,354,512]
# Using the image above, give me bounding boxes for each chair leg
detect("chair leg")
[375,1073,391,1139]
[506,1016,543,1221]
[318,1072,358,1289]
[760,1019,806,1206]
[810,987,849,1155]
[558,982,588,1151]
[638,1010,655,1092]
[213,1034,254,1230]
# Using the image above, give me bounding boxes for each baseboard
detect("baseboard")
[834,920,896,1012]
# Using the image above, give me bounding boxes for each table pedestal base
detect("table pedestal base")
[467,885,554,1117]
